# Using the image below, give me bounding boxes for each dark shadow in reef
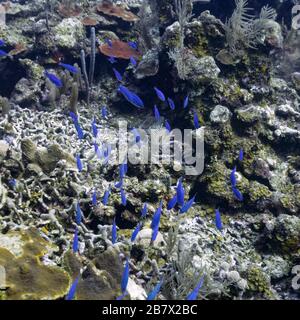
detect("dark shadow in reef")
[0,59,26,98]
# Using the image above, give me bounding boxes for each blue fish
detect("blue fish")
[167,194,177,210]
[120,163,126,179]
[123,162,128,175]
[8,179,17,189]
[154,87,166,102]
[131,223,142,242]
[91,118,98,138]
[75,202,82,225]
[147,280,163,301]
[194,111,200,129]
[132,128,141,143]
[115,179,123,189]
[128,41,138,50]
[101,106,108,119]
[151,223,160,242]
[168,98,176,110]
[102,189,111,205]
[112,218,117,244]
[165,120,171,133]
[151,201,162,230]
[183,96,189,109]
[69,111,78,123]
[121,188,127,206]
[118,85,144,109]
[0,40,5,46]
[76,154,83,172]
[153,105,160,122]
[141,203,148,218]
[92,190,97,206]
[176,178,185,206]
[130,56,137,66]
[186,276,204,300]
[0,49,7,57]
[239,148,244,161]
[121,259,130,294]
[93,142,99,153]
[45,71,63,88]
[96,146,103,160]
[215,209,223,231]
[65,277,79,300]
[230,166,237,188]
[105,38,113,47]
[108,56,117,64]
[179,195,196,214]
[58,63,78,74]
[232,187,243,201]
[113,68,123,82]
[75,122,84,140]
[116,292,128,300]
[72,228,79,253]
[103,143,112,161]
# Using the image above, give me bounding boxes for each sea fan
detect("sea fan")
[224,0,255,54]
[224,0,277,54]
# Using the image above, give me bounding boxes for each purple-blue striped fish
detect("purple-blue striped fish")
[183,96,189,109]
[112,218,117,244]
[165,120,171,133]
[45,71,62,88]
[58,63,78,74]
[113,68,123,82]
[121,188,127,206]
[151,201,163,230]
[72,228,79,253]
[101,106,108,118]
[230,166,237,188]
[121,259,130,294]
[141,203,148,218]
[0,49,7,57]
[130,56,137,66]
[232,187,243,201]
[154,87,166,102]
[76,154,83,172]
[65,277,79,300]
[128,41,138,50]
[239,148,244,161]
[168,98,175,110]
[92,190,97,206]
[108,56,117,64]
[147,280,163,301]
[75,202,82,225]
[131,223,142,242]
[176,178,185,206]
[105,38,113,47]
[75,122,84,140]
[186,276,204,300]
[194,111,200,129]
[151,223,160,242]
[215,209,223,231]
[115,179,123,189]
[102,189,111,205]
[91,118,98,138]
[180,194,196,214]
[154,105,160,122]
[167,194,177,210]
[118,85,144,109]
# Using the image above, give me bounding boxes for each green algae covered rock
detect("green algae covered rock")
[0,228,71,300]
[63,247,124,300]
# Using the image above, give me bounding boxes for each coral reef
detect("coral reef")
[0,0,299,301]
